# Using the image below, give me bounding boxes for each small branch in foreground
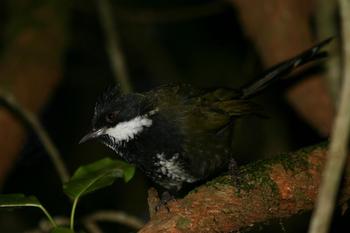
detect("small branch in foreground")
[25,216,69,233]
[0,90,70,183]
[83,210,145,233]
[139,144,350,233]
[308,1,350,233]
[316,0,341,104]
[97,0,132,93]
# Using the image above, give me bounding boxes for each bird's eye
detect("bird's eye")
[105,111,118,124]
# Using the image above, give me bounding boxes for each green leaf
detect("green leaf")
[0,194,57,228]
[63,158,135,231]
[0,194,40,208]
[63,158,135,199]
[51,227,75,233]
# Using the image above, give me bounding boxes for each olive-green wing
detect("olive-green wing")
[148,83,258,133]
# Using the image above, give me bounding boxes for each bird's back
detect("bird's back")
[145,84,257,179]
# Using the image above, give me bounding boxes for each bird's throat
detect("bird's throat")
[105,115,153,143]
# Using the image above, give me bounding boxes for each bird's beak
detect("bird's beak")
[79,128,105,144]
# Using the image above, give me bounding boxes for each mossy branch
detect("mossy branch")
[139,143,350,233]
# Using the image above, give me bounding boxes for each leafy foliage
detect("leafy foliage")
[63,158,135,231]
[0,194,57,228]
[0,194,41,208]
[63,158,135,199]
[51,227,75,233]
[0,158,135,232]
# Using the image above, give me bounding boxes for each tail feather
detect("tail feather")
[240,37,333,99]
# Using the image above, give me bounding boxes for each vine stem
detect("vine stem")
[316,0,341,103]
[0,90,69,183]
[308,1,350,233]
[70,198,79,231]
[38,205,58,229]
[83,210,144,231]
[96,0,132,93]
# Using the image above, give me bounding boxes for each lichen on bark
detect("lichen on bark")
[140,143,350,233]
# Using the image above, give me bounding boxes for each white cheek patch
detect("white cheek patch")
[105,116,153,143]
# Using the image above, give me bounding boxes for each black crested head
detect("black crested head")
[93,86,121,121]
[92,86,154,130]
[79,86,158,151]
[92,85,121,129]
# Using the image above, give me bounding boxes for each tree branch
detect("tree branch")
[0,0,68,186]
[231,0,335,136]
[97,0,132,93]
[308,1,350,233]
[316,0,341,104]
[139,144,350,233]
[0,90,70,183]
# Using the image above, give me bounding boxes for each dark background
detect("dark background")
[0,0,347,232]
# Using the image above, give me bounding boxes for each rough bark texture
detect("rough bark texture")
[0,1,68,185]
[139,144,350,233]
[231,0,335,136]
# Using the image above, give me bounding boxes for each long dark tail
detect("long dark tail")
[240,37,333,99]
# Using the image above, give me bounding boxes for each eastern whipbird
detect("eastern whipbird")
[80,38,332,192]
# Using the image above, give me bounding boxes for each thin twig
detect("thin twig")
[97,0,132,93]
[83,220,103,233]
[39,216,69,232]
[308,1,350,233]
[0,90,70,183]
[316,0,341,104]
[25,216,70,233]
[83,210,145,232]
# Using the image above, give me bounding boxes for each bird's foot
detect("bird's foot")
[155,191,175,212]
[228,158,240,187]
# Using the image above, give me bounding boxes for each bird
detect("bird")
[80,38,332,192]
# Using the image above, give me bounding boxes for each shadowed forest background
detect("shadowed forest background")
[0,0,348,232]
